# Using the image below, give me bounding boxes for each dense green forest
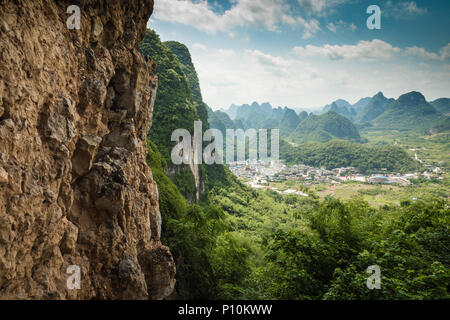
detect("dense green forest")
[164,41,210,128]
[430,98,450,116]
[211,191,450,299]
[289,111,362,144]
[280,139,423,173]
[355,92,394,123]
[141,29,449,300]
[372,92,445,131]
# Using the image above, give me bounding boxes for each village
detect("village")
[228,160,444,194]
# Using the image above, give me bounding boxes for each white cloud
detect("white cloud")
[439,44,450,60]
[405,44,450,61]
[405,47,439,60]
[327,23,337,33]
[246,49,293,76]
[228,31,251,42]
[154,0,293,33]
[327,20,356,33]
[191,44,450,110]
[296,0,347,15]
[192,42,207,50]
[291,41,450,62]
[384,1,427,19]
[153,0,328,39]
[297,0,327,13]
[399,1,427,15]
[326,20,348,33]
[296,17,321,39]
[292,39,401,61]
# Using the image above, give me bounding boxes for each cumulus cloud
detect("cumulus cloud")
[154,0,293,33]
[405,44,450,61]
[440,44,450,60]
[292,41,450,62]
[247,50,289,68]
[292,39,402,61]
[153,0,332,39]
[405,47,440,60]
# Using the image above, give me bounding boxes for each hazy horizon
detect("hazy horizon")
[211,91,449,113]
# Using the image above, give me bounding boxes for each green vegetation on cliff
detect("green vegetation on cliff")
[140,30,199,160]
[142,30,252,298]
[140,30,206,201]
[165,41,209,128]
[147,140,231,299]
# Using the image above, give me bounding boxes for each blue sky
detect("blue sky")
[148,0,450,110]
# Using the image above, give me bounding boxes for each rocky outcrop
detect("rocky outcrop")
[0,0,175,299]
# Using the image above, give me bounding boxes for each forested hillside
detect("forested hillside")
[279,108,303,136]
[430,98,450,116]
[208,109,236,137]
[372,92,445,131]
[280,139,422,173]
[352,97,371,113]
[355,92,394,124]
[289,111,362,144]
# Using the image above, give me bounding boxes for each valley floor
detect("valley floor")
[269,178,449,208]
[233,129,449,208]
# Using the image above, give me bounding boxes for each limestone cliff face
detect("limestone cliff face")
[0,0,175,299]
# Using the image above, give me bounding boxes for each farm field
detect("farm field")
[269,175,449,208]
[362,129,450,168]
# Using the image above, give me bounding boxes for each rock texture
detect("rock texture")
[0,0,175,299]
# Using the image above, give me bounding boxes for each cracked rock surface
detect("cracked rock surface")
[0,0,175,299]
